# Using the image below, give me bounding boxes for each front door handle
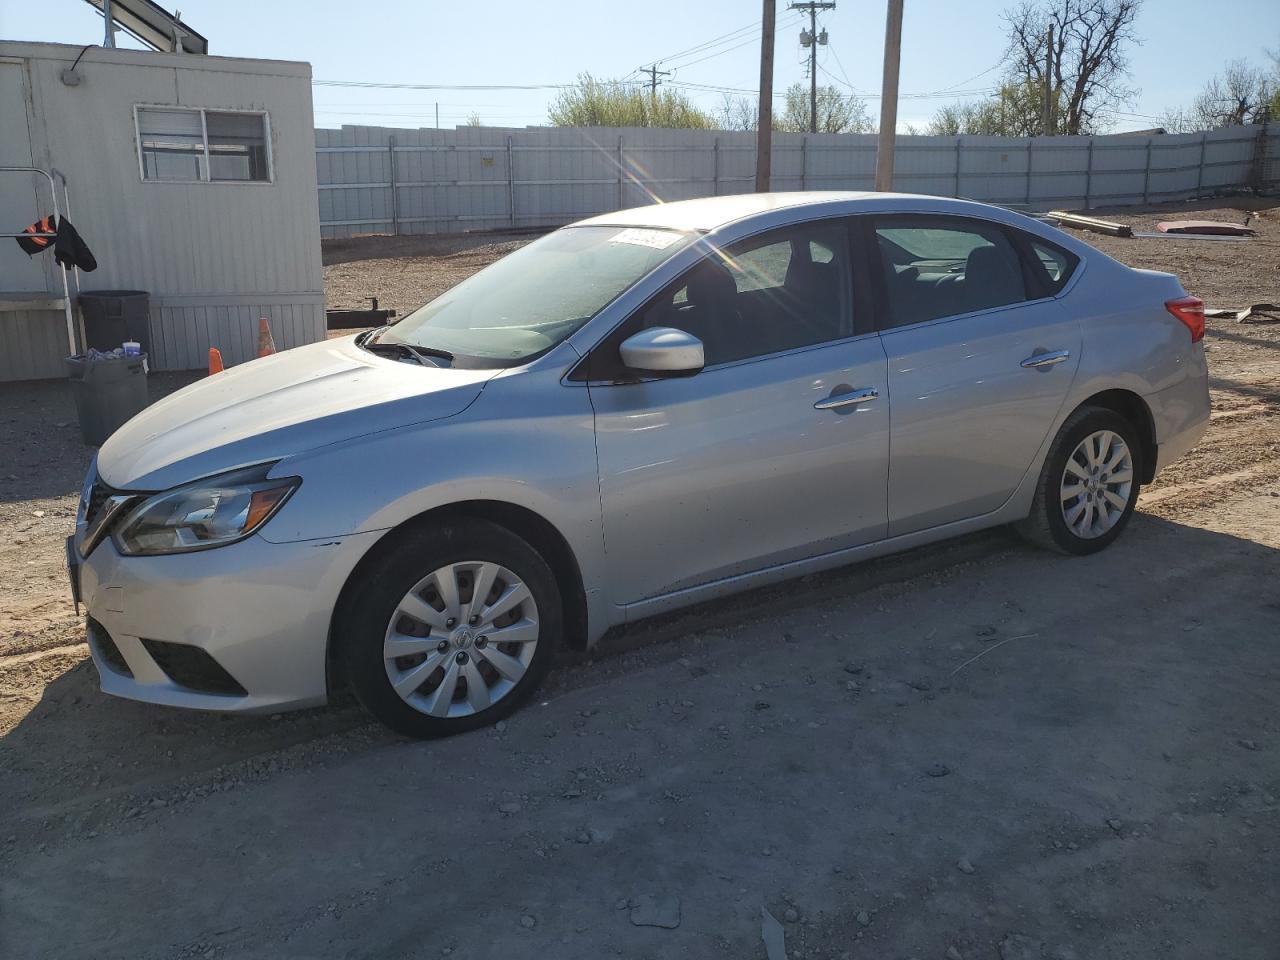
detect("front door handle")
[1021,349,1071,369]
[814,387,879,411]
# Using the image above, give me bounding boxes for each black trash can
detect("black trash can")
[65,353,149,446]
[78,290,150,355]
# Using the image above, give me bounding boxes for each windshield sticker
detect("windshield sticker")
[609,228,682,250]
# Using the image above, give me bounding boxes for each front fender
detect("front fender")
[259,365,612,639]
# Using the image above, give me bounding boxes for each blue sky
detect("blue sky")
[2,0,1277,131]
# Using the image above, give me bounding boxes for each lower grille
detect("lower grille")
[140,639,248,697]
[87,617,133,677]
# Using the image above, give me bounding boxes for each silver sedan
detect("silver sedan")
[71,192,1210,737]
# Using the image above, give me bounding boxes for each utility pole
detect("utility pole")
[755,0,776,192]
[874,0,904,191]
[790,2,835,133]
[642,63,671,97]
[1041,24,1054,135]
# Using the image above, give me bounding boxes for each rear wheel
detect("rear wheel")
[338,519,560,738]
[1016,406,1142,555]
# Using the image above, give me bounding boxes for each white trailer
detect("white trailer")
[0,40,323,381]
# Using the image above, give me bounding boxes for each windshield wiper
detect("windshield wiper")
[362,340,427,365]
[403,344,454,363]
[361,329,454,366]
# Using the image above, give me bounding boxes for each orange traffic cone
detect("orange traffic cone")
[257,317,277,358]
[208,347,224,375]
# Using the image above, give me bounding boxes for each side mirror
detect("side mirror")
[618,327,704,377]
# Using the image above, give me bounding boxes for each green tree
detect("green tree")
[548,74,714,128]
[775,83,873,134]
[928,82,1055,136]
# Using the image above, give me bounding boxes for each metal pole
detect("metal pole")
[387,135,399,236]
[102,0,116,47]
[809,5,818,134]
[874,0,904,191]
[435,102,439,129]
[713,136,720,196]
[0,167,77,354]
[1142,137,1152,203]
[1041,24,1053,135]
[954,136,961,197]
[800,136,808,190]
[1025,141,1034,206]
[755,0,776,192]
[1084,137,1094,207]
[1195,131,1207,196]
[617,135,624,209]
[506,135,516,227]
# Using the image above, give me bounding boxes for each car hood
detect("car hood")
[97,336,496,490]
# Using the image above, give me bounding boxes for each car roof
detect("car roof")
[572,191,1101,261]
[576,191,880,232]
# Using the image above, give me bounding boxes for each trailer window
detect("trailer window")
[136,107,271,183]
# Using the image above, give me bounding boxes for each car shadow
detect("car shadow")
[6,508,1278,828]
[1208,325,1280,352]
[0,372,201,504]
[1208,375,1280,403]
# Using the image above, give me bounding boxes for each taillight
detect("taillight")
[1165,295,1205,343]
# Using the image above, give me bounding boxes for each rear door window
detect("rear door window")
[873,216,1027,329]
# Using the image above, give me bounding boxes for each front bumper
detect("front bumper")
[78,529,383,713]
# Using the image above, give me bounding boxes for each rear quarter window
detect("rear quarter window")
[1026,237,1079,295]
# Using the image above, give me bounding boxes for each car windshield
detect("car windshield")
[376,225,695,365]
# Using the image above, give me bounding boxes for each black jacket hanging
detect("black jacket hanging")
[53,217,97,272]
[13,214,96,271]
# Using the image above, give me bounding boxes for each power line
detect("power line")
[648,18,763,66]
[826,42,860,94]
[313,79,606,91]
[669,31,774,70]
[637,11,802,78]
[931,59,1007,95]
[670,77,996,101]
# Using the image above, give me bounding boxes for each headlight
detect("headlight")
[113,464,299,556]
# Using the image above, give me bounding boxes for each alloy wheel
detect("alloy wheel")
[1060,429,1134,539]
[383,561,540,718]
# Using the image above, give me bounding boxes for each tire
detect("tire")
[1015,406,1143,555]
[337,518,561,738]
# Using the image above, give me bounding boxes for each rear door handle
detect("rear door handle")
[814,387,879,411]
[1020,349,1071,369]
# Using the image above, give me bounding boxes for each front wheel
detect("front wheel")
[337,519,561,738]
[1016,406,1142,555]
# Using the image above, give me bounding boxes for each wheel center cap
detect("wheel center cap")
[452,627,476,649]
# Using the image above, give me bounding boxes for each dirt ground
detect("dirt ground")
[2,198,1279,960]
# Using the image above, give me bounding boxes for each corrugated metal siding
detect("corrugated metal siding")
[0,308,67,381]
[1,41,323,381]
[318,123,1280,238]
[147,297,325,370]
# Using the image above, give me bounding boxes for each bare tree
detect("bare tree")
[1004,0,1142,134]
[775,83,873,134]
[715,94,759,131]
[1161,56,1279,132]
